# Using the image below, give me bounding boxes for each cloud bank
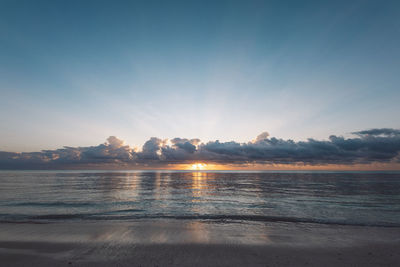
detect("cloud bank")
[0,128,400,169]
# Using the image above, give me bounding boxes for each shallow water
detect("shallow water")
[0,171,399,226]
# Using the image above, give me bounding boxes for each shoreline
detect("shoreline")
[1,220,399,266]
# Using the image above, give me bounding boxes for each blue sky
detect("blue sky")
[1,0,399,152]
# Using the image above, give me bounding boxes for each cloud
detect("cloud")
[252,132,270,143]
[106,136,125,148]
[352,128,400,137]
[0,136,135,169]
[170,138,200,153]
[0,128,400,169]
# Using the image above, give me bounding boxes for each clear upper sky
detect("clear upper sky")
[1,0,399,152]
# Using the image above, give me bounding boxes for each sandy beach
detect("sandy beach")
[1,220,399,267]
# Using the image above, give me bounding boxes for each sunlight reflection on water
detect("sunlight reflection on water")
[0,171,400,227]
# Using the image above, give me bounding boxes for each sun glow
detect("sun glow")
[191,163,207,170]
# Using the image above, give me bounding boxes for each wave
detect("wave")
[1,213,399,228]
[7,202,94,207]
[3,201,145,208]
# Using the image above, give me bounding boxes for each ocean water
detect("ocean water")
[0,171,399,227]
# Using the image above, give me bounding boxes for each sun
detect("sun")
[191,163,207,170]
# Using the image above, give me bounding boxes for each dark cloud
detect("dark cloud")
[1,128,400,169]
[352,128,400,137]
[170,138,200,153]
[139,137,164,160]
[0,136,135,169]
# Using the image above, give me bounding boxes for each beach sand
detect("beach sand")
[0,220,399,266]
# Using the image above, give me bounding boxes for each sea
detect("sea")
[0,170,399,227]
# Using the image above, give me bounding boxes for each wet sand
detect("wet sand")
[0,220,399,266]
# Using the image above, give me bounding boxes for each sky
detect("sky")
[0,0,400,169]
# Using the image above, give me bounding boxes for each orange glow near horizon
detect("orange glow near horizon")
[190,163,207,170]
[166,162,400,171]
